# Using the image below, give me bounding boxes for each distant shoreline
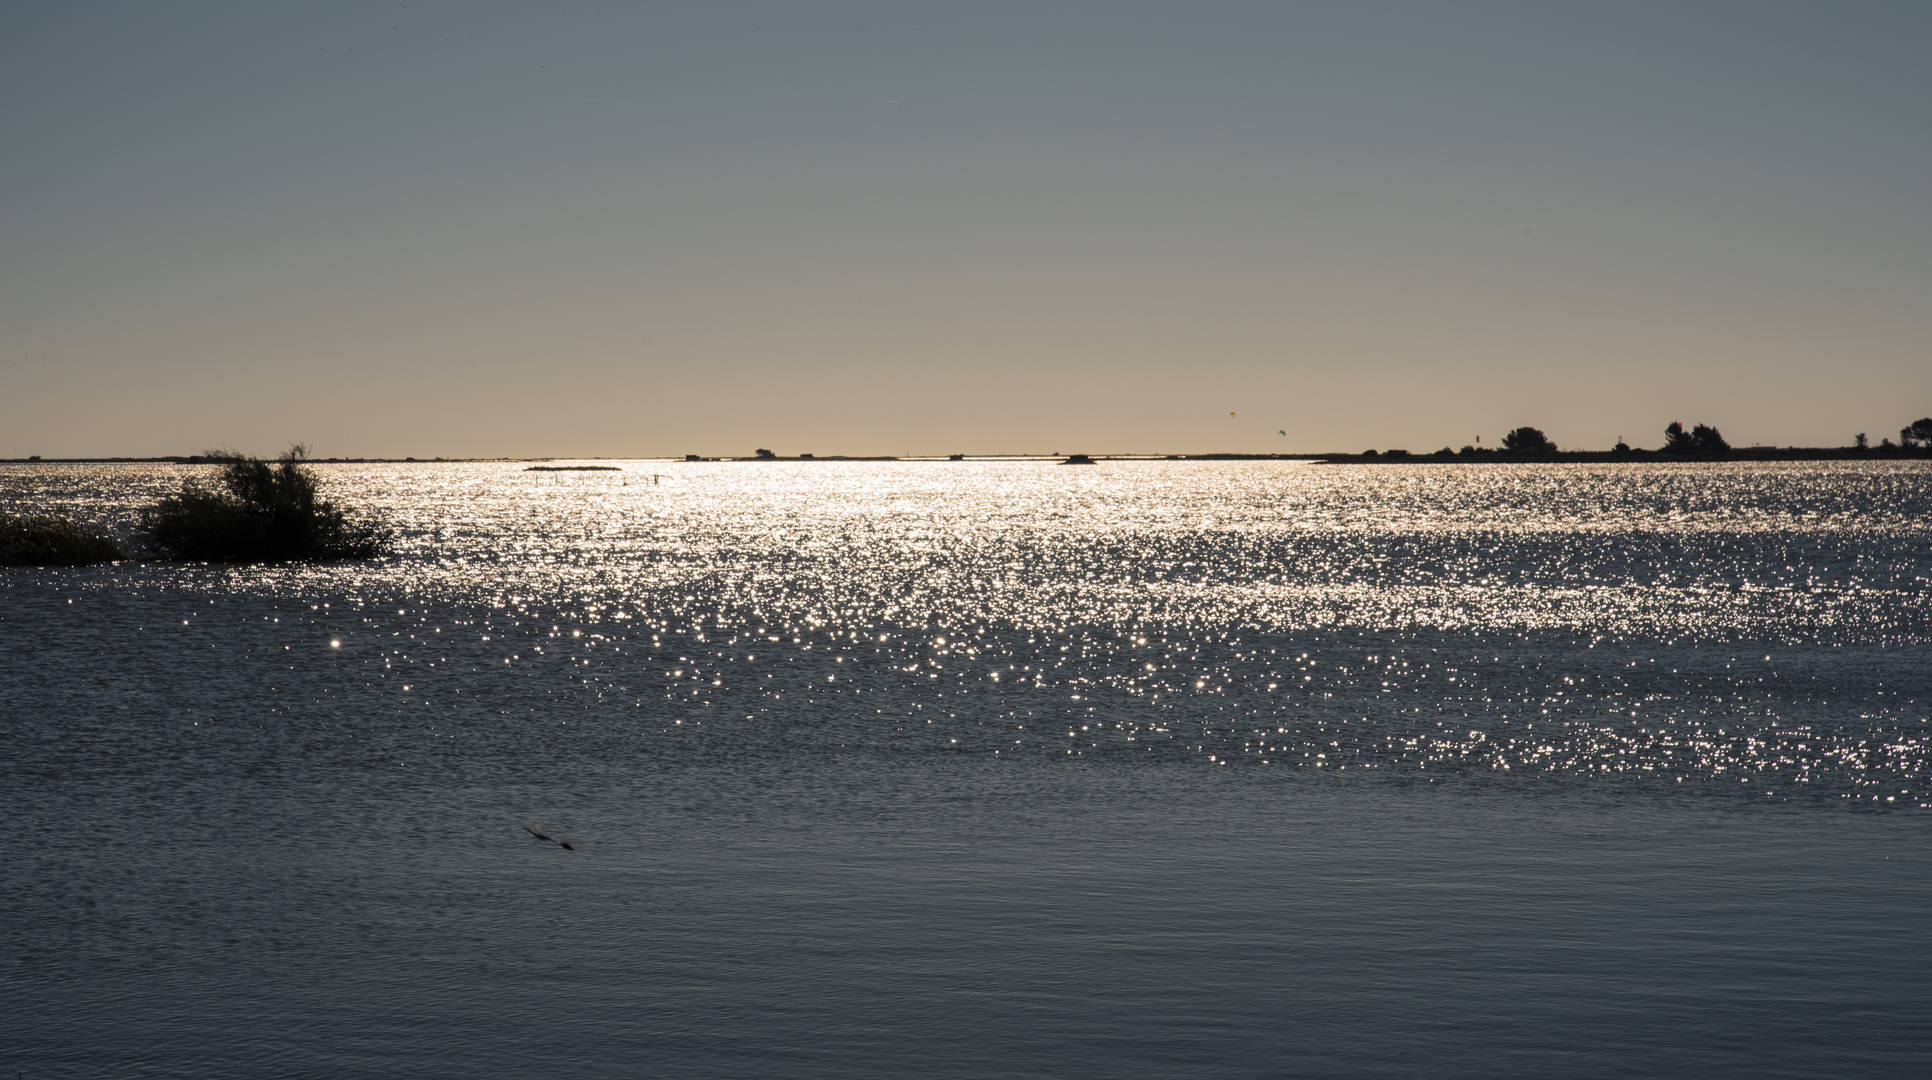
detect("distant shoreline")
[1302,446,1932,464]
[2,447,1927,466]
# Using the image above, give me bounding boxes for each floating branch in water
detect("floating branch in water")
[526,824,575,851]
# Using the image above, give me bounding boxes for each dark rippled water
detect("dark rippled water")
[3,460,1928,1078]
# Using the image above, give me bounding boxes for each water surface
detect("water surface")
[3,460,1927,1077]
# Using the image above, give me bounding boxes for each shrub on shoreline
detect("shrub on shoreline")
[0,513,124,567]
[140,446,389,562]
[1502,426,1557,454]
[1663,421,1729,454]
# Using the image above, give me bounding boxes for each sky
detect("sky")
[3,1,1928,459]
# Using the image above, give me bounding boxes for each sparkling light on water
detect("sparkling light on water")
[9,459,1923,805]
[3,460,1929,1079]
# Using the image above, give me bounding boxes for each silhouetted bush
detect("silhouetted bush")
[1663,422,1729,454]
[1502,426,1556,454]
[1692,424,1729,452]
[0,513,123,567]
[139,447,388,562]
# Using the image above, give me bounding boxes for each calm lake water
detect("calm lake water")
[3,460,1928,1078]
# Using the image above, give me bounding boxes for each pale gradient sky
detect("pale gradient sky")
[4,1,1928,458]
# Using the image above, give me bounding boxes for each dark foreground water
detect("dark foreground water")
[3,460,1928,1078]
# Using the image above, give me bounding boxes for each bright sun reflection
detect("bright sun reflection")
[3,458,1927,808]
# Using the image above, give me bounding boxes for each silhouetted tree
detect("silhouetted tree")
[1902,418,1932,448]
[1690,424,1729,452]
[1662,422,1727,454]
[1855,433,1869,450]
[140,446,388,562]
[754,448,776,459]
[1502,426,1556,453]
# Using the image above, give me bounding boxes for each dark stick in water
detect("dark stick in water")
[526,824,575,851]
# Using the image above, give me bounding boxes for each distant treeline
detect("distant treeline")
[1325,418,1932,463]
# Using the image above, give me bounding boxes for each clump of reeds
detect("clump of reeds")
[0,513,125,567]
[140,446,389,562]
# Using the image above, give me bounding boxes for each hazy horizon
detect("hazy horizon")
[5,2,1928,459]
[6,438,1926,462]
